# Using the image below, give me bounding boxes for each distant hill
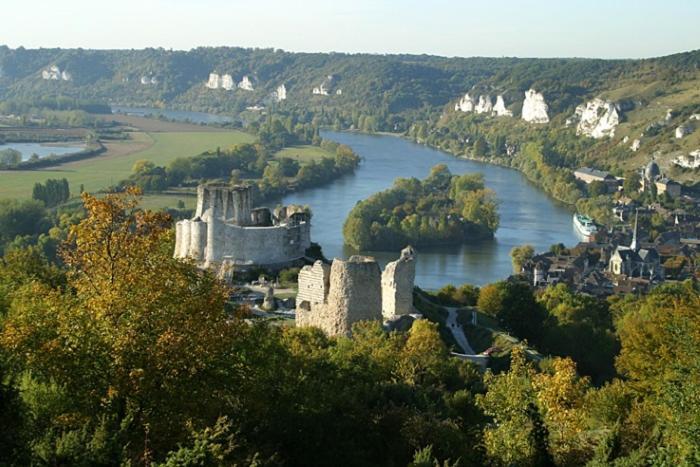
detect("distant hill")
[1,46,699,178]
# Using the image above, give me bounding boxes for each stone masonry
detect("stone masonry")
[296,247,416,336]
[174,184,311,277]
[381,246,416,319]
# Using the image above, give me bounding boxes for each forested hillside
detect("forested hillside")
[2,45,699,188]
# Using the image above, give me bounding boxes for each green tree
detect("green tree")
[510,244,535,273]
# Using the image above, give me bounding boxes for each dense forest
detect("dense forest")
[2,45,698,132]
[343,165,499,250]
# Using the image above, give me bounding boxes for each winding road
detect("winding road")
[445,307,475,354]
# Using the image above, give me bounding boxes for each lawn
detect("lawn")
[273,145,333,164]
[0,130,253,200]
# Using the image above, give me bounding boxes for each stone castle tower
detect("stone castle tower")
[174,184,311,275]
[381,246,416,319]
[296,247,416,336]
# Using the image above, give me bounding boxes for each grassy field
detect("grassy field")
[139,193,197,211]
[273,145,333,164]
[0,130,254,200]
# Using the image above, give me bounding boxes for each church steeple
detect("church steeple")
[630,209,639,251]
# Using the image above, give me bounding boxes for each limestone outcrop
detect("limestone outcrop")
[676,124,693,139]
[521,89,549,123]
[238,75,254,91]
[630,139,641,152]
[41,65,71,81]
[381,246,416,319]
[493,95,513,117]
[455,93,475,112]
[206,73,235,90]
[571,98,620,139]
[312,75,336,96]
[274,84,287,101]
[455,93,512,117]
[140,75,158,85]
[174,184,311,276]
[475,95,494,114]
[296,247,417,336]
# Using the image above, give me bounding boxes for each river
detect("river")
[107,106,579,289]
[279,131,578,289]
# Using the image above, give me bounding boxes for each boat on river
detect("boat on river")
[573,213,597,241]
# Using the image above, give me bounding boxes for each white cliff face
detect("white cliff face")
[455,93,510,117]
[274,84,287,101]
[238,76,254,91]
[455,93,475,112]
[493,95,513,117]
[206,73,238,91]
[220,74,234,90]
[312,75,335,96]
[41,65,71,81]
[521,89,549,123]
[141,75,158,85]
[574,98,620,139]
[475,95,493,114]
[676,125,693,139]
[206,73,220,89]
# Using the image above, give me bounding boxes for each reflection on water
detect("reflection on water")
[0,142,85,161]
[277,131,578,289]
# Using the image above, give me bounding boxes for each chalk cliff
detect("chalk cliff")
[41,65,71,81]
[274,84,287,101]
[455,93,475,112]
[238,75,254,91]
[521,89,549,123]
[572,98,620,139]
[475,95,493,114]
[493,95,513,117]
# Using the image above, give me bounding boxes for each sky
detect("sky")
[3,0,699,59]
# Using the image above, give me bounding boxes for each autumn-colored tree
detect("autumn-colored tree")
[614,281,700,460]
[510,244,535,273]
[533,358,594,464]
[478,347,553,466]
[1,189,237,462]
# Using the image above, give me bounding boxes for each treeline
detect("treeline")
[0,96,111,115]
[32,178,70,208]
[3,45,698,133]
[343,164,499,250]
[0,191,699,465]
[122,117,360,199]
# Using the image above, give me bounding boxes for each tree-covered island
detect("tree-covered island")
[343,164,499,250]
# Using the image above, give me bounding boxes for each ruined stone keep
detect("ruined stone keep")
[174,184,311,276]
[296,247,416,336]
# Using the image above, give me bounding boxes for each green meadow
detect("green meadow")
[273,145,333,164]
[0,130,254,200]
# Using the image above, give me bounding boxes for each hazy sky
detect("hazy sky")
[3,0,699,59]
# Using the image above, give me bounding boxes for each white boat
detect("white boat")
[573,213,597,241]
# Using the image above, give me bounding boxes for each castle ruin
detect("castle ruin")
[296,247,416,336]
[174,184,311,277]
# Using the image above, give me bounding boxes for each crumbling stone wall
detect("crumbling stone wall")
[297,261,330,304]
[296,249,416,336]
[382,246,416,319]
